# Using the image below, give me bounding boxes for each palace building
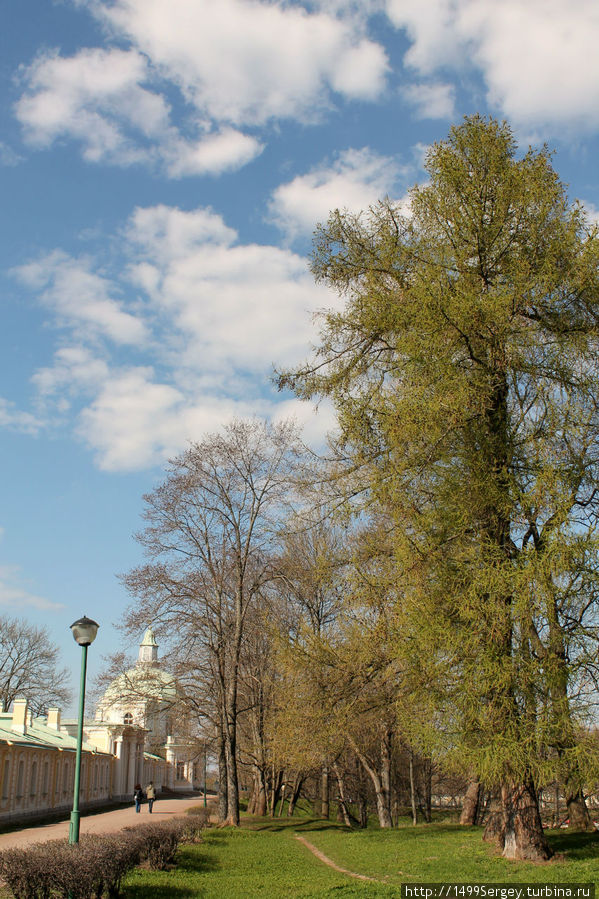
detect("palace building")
[0,629,199,825]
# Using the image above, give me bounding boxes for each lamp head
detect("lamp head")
[70,616,100,647]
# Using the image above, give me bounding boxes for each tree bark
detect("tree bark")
[287,775,304,817]
[320,765,330,819]
[500,780,552,860]
[351,732,393,828]
[409,750,418,826]
[217,728,228,824]
[566,786,593,831]
[460,779,482,826]
[333,764,352,827]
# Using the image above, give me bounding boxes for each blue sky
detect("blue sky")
[2,0,599,708]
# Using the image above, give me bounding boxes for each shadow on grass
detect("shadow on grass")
[546,828,599,860]
[124,885,203,898]
[245,817,349,834]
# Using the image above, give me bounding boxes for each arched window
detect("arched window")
[123,712,133,725]
[42,761,49,796]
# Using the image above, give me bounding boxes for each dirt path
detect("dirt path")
[294,834,383,883]
[0,795,212,851]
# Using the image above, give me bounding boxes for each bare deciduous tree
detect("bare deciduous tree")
[0,615,71,715]
[122,418,303,825]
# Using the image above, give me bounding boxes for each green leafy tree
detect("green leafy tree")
[278,116,599,859]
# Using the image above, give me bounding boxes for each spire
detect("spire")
[138,627,159,664]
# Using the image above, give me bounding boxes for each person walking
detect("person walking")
[133,783,144,813]
[145,781,156,813]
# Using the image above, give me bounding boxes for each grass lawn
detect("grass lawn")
[120,816,599,899]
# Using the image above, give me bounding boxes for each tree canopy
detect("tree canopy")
[278,115,599,858]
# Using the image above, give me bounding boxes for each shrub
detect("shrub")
[124,817,187,870]
[0,816,206,898]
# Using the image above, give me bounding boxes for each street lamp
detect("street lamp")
[68,615,99,845]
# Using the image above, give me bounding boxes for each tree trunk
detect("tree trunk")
[351,733,393,828]
[566,786,594,831]
[460,779,482,826]
[333,764,352,827]
[217,727,228,824]
[222,706,240,826]
[321,765,330,819]
[269,767,283,817]
[409,750,418,826]
[287,775,304,817]
[500,780,552,861]
[422,757,432,823]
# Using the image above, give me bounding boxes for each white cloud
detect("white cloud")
[32,347,110,398]
[0,399,41,435]
[401,82,455,120]
[269,147,405,238]
[90,0,389,122]
[0,565,64,612]
[15,47,262,176]
[164,128,264,177]
[386,0,599,133]
[76,367,269,471]
[16,48,167,164]
[21,204,335,470]
[124,204,331,374]
[13,250,148,345]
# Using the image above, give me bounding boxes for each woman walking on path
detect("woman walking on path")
[133,784,144,813]
[145,782,156,813]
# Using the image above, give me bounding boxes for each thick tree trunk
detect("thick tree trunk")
[482,793,503,845]
[460,779,482,826]
[253,767,268,817]
[566,786,594,831]
[500,780,552,860]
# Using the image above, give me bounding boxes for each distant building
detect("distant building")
[0,629,199,825]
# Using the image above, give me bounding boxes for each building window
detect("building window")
[2,760,9,800]
[16,760,24,798]
[42,761,49,796]
[176,762,185,781]
[30,761,38,797]
[123,713,133,725]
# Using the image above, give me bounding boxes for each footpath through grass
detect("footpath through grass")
[120,814,599,899]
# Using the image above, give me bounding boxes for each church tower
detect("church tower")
[138,627,159,665]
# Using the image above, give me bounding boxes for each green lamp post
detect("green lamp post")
[68,615,99,845]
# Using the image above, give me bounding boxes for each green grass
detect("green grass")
[119,817,599,899]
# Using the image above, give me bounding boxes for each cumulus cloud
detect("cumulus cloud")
[15,47,263,175]
[401,82,455,120]
[269,147,406,238]
[124,204,332,374]
[16,48,167,164]
[92,0,389,124]
[13,250,148,346]
[20,204,335,470]
[164,128,264,177]
[386,0,599,132]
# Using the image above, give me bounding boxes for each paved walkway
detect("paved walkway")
[0,795,212,850]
